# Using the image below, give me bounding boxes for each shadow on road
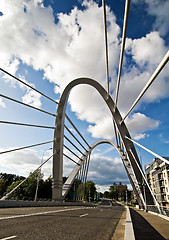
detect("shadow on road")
[130,208,166,240]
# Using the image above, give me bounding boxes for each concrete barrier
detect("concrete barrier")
[0,200,95,208]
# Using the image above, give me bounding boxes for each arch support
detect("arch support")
[62,140,145,207]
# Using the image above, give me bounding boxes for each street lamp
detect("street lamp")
[34,147,52,201]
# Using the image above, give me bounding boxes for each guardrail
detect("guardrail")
[146,205,169,217]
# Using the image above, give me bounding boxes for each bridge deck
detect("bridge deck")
[0,202,169,239]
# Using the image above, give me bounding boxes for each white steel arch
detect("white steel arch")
[62,139,145,207]
[53,77,154,207]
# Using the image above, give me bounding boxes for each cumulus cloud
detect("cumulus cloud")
[0,147,53,178]
[88,116,114,139]
[0,148,41,176]
[0,0,167,139]
[0,0,168,188]
[126,112,160,137]
[126,32,167,66]
[133,133,148,141]
[133,0,169,36]
[88,153,128,185]
[22,89,42,108]
[118,31,169,114]
[0,98,6,108]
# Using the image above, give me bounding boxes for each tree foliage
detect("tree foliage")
[103,182,132,202]
[77,180,96,202]
[0,179,6,196]
[0,172,25,198]
[1,171,52,200]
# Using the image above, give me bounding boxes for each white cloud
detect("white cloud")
[88,116,114,139]
[0,98,6,108]
[0,148,41,176]
[118,32,169,115]
[126,112,160,136]
[87,153,128,185]
[133,133,148,140]
[126,32,167,66]
[0,0,168,152]
[133,0,169,36]
[22,89,42,108]
[0,148,53,178]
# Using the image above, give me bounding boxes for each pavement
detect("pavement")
[113,206,169,240]
[0,201,169,239]
[0,201,124,240]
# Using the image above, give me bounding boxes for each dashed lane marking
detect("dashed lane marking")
[0,207,90,221]
[0,236,17,240]
[79,213,88,218]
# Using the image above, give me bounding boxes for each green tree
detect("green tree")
[0,179,6,197]
[76,181,96,202]
[103,191,110,199]
[109,183,118,200]
[65,178,82,201]
[38,176,52,200]
[86,181,96,201]
[5,170,44,200]
[0,172,25,196]
[23,170,44,200]
[6,179,26,200]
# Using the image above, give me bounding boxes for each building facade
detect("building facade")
[145,158,169,207]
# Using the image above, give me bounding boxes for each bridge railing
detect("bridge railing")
[146,205,169,217]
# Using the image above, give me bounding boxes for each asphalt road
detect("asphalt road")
[0,200,125,240]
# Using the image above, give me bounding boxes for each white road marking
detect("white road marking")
[79,213,88,218]
[0,207,90,221]
[0,236,17,240]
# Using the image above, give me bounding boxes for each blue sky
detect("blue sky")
[0,0,169,192]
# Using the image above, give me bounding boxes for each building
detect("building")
[145,158,169,207]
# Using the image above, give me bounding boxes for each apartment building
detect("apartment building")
[145,158,169,207]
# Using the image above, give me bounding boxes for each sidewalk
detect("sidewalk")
[130,208,169,240]
[112,207,169,240]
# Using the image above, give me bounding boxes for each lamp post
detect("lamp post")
[34,147,52,201]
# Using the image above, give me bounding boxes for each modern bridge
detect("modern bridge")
[0,0,169,216]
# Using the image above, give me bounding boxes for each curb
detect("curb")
[124,207,135,240]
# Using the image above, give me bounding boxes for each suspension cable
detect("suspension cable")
[0,93,56,117]
[63,153,80,166]
[0,120,55,129]
[64,125,88,152]
[115,0,130,107]
[81,155,88,184]
[0,68,58,105]
[125,136,169,165]
[0,140,53,155]
[64,135,85,156]
[63,144,83,162]
[65,114,90,148]
[1,154,54,200]
[102,0,109,96]
[80,158,86,184]
[121,50,169,123]
[0,68,90,148]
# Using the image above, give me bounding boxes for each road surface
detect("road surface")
[0,200,124,240]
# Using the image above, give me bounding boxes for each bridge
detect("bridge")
[0,0,169,239]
